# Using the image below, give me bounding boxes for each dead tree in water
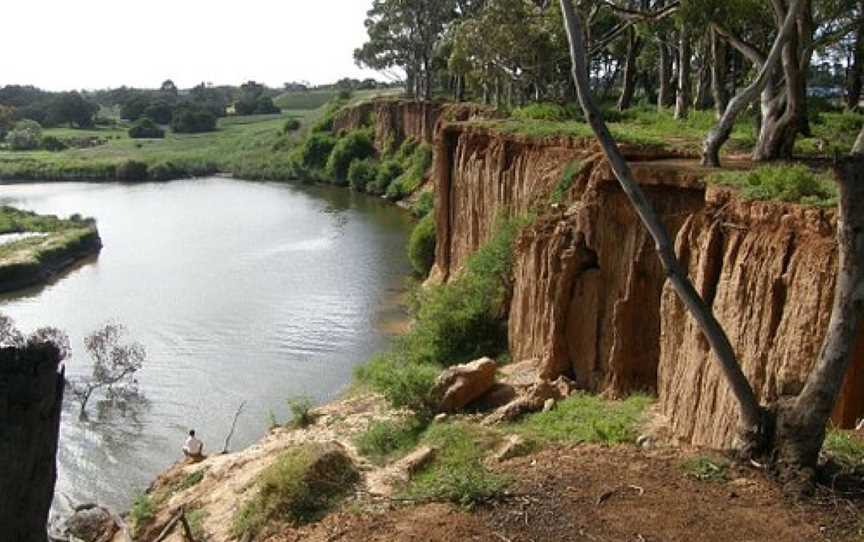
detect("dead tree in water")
[0,316,69,542]
[560,0,864,483]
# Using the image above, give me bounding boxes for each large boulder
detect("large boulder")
[432,357,498,413]
[58,504,118,542]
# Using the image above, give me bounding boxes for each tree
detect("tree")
[0,314,68,541]
[171,104,218,133]
[68,322,146,416]
[235,81,280,115]
[128,117,166,139]
[6,120,43,150]
[560,0,864,485]
[48,91,99,128]
[853,122,864,154]
[0,105,15,139]
[160,79,179,101]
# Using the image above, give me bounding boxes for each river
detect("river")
[0,178,413,516]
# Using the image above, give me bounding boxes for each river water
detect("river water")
[0,178,413,515]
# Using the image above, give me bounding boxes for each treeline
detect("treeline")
[354,0,863,162]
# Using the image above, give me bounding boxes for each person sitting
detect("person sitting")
[182,429,204,460]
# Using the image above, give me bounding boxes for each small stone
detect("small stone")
[493,435,531,463]
[543,398,556,412]
[396,446,436,477]
[636,435,654,449]
[434,413,448,423]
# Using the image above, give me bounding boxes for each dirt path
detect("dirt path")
[280,445,861,542]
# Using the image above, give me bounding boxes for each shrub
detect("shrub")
[171,105,217,133]
[709,164,837,206]
[354,416,426,464]
[513,393,653,444]
[282,118,302,133]
[148,160,184,181]
[681,456,731,482]
[550,161,581,204]
[7,120,43,150]
[128,117,165,139]
[326,129,375,185]
[231,444,359,537]
[408,214,436,276]
[823,429,864,467]
[298,133,337,171]
[287,397,316,429]
[129,494,155,536]
[412,191,435,219]
[41,136,67,152]
[115,160,149,181]
[354,353,440,414]
[406,423,507,506]
[394,143,433,197]
[511,102,578,122]
[347,159,378,192]
[369,159,403,195]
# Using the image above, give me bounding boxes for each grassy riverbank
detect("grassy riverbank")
[0,207,101,293]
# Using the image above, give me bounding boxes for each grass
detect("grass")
[354,416,427,464]
[231,443,359,538]
[185,508,209,540]
[0,109,317,182]
[129,494,155,536]
[823,429,864,467]
[404,422,508,507]
[708,163,837,206]
[511,393,653,445]
[287,397,316,429]
[176,467,208,492]
[680,455,731,482]
[550,160,582,204]
[0,206,80,234]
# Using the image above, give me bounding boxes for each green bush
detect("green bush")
[681,456,731,482]
[171,105,217,133]
[354,353,440,414]
[128,117,165,139]
[709,164,837,206]
[115,160,149,181]
[550,161,581,204]
[299,132,337,171]
[231,444,359,537]
[369,159,403,195]
[7,119,43,150]
[512,102,578,122]
[412,191,435,218]
[354,416,426,464]
[406,423,507,506]
[326,129,375,185]
[347,159,378,192]
[394,137,419,164]
[287,397,316,429]
[408,214,436,276]
[41,135,67,152]
[282,118,302,133]
[391,143,433,198]
[129,494,155,536]
[823,429,864,467]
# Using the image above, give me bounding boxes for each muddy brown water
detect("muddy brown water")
[0,178,413,517]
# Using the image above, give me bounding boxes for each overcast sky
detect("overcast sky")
[3,0,383,91]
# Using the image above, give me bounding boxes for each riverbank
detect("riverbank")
[0,207,101,294]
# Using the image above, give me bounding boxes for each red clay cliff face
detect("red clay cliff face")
[431,120,863,448]
[657,190,862,447]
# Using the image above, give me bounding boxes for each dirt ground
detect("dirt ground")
[275,445,863,542]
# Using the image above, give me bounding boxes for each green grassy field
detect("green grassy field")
[274,88,401,110]
[0,110,317,182]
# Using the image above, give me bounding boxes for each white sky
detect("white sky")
[3,0,383,91]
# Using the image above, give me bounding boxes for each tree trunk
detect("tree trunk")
[617,28,641,111]
[559,0,764,442]
[658,42,674,109]
[694,56,711,110]
[711,28,729,118]
[772,157,864,477]
[0,343,65,542]
[675,27,692,119]
[847,18,863,110]
[853,123,864,155]
[701,1,806,167]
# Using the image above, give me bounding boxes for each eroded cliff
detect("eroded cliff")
[425,109,862,448]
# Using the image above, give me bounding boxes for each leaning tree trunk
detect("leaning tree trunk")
[711,28,729,119]
[0,342,65,542]
[559,0,764,444]
[701,0,806,166]
[675,27,692,119]
[772,157,864,478]
[617,28,641,111]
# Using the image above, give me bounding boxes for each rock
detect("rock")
[636,435,654,449]
[492,435,532,463]
[61,505,118,542]
[395,446,436,477]
[432,357,498,413]
[484,378,570,424]
[434,413,448,423]
[543,398,556,412]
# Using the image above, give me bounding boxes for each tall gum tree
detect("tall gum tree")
[559,0,864,485]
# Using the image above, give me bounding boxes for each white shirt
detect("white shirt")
[183,436,203,456]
